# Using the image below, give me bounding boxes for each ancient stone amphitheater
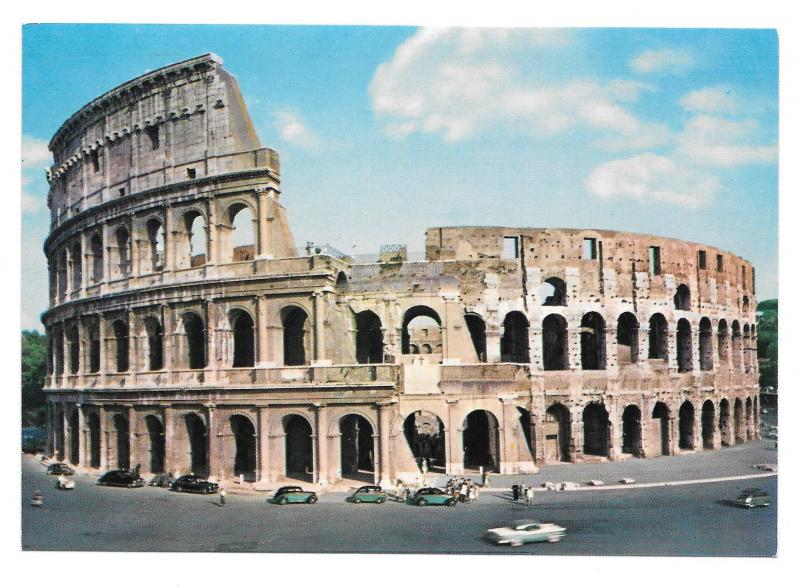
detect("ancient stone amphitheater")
[42,54,760,487]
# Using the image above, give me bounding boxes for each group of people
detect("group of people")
[511,484,535,505]
[445,478,480,503]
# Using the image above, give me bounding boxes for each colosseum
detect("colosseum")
[42,53,761,488]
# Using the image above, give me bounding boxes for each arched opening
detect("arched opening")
[701,400,716,449]
[88,413,100,468]
[501,311,529,363]
[745,397,754,441]
[282,307,310,366]
[89,325,100,374]
[69,409,80,465]
[115,226,130,277]
[517,407,535,461]
[733,398,744,444]
[409,344,419,354]
[621,405,642,456]
[676,318,693,372]
[185,413,208,477]
[146,218,165,273]
[145,415,165,474]
[678,401,695,450]
[541,277,567,306]
[90,234,103,283]
[229,204,255,262]
[113,414,130,470]
[336,272,348,289]
[340,414,375,481]
[355,311,383,364]
[230,415,257,481]
[652,402,671,455]
[544,403,571,462]
[719,399,732,447]
[673,284,691,311]
[284,415,313,482]
[421,344,432,353]
[112,320,129,372]
[464,313,487,362]
[463,410,501,472]
[402,307,442,355]
[718,319,730,365]
[67,325,80,374]
[583,403,609,457]
[70,242,82,291]
[144,317,163,371]
[616,312,639,365]
[403,410,446,473]
[542,314,568,370]
[185,211,208,267]
[731,321,742,370]
[648,313,668,361]
[742,295,750,314]
[580,312,606,370]
[183,313,206,369]
[231,310,255,368]
[699,317,713,371]
[743,324,752,372]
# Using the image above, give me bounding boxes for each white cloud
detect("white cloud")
[630,48,694,75]
[370,28,669,148]
[679,86,737,114]
[21,175,43,214]
[22,135,52,169]
[273,111,321,149]
[586,152,719,208]
[677,115,777,167]
[21,136,51,215]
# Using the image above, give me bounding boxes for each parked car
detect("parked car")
[47,463,74,476]
[149,473,176,488]
[485,519,567,546]
[170,475,219,494]
[98,470,145,488]
[269,486,318,505]
[348,485,387,504]
[734,488,771,508]
[411,487,457,507]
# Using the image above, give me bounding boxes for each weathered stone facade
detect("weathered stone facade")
[42,54,760,487]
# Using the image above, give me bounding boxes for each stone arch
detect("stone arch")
[230,414,257,481]
[227,201,256,262]
[583,402,609,457]
[70,241,82,291]
[673,284,691,311]
[699,317,713,371]
[336,271,348,289]
[184,412,208,477]
[402,410,446,473]
[401,306,442,355]
[718,319,730,364]
[281,305,310,366]
[678,401,695,450]
[283,414,313,482]
[143,316,164,371]
[462,409,501,472]
[66,324,80,374]
[733,398,745,444]
[90,233,103,283]
[89,324,100,373]
[340,414,375,481]
[541,277,567,306]
[719,398,732,447]
[580,312,606,370]
[144,414,165,474]
[113,413,130,470]
[87,412,101,468]
[544,402,571,462]
[676,318,693,372]
[648,313,668,361]
[542,314,569,370]
[112,319,129,372]
[743,324,752,372]
[621,404,643,457]
[731,320,742,370]
[355,310,384,364]
[616,312,639,365]
[183,209,208,268]
[742,295,750,314]
[652,401,671,456]
[182,312,206,369]
[501,311,529,363]
[145,217,165,273]
[230,308,256,368]
[701,400,716,449]
[464,312,487,362]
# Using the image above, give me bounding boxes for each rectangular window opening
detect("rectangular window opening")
[716,254,724,272]
[698,250,706,269]
[648,246,661,276]
[502,236,519,260]
[118,188,125,197]
[146,126,160,150]
[582,237,598,260]
[90,150,100,173]
[187,168,197,179]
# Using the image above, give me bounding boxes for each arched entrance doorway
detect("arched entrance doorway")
[500,311,529,363]
[113,414,130,470]
[355,311,383,364]
[231,415,257,481]
[652,402,671,455]
[145,415,165,474]
[185,413,208,477]
[701,400,716,449]
[69,409,80,466]
[463,410,501,472]
[403,410,446,473]
[88,413,101,468]
[284,415,313,481]
[719,399,732,446]
[734,398,744,444]
[544,403,571,462]
[678,401,695,450]
[583,403,609,457]
[340,414,375,481]
[621,405,642,456]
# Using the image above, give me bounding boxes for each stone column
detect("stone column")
[532,408,546,465]
[126,405,136,471]
[709,321,719,372]
[98,406,108,470]
[128,216,140,278]
[76,404,86,468]
[162,405,176,476]
[313,403,329,485]
[377,401,393,487]
[446,399,462,475]
[606,398,620,460]
[605,327,618,373]
[485,325,502,364]
[637,399,648,458]
[666,415,676,455]
[569,407,583,462]
[127,309,137,382]
[164,204,176,272]
[637,327,649,366]
[207,198,219,265]
[691,326,701,372]
[206,405,218,479]
[256,295,269,367]
[256,188,271,259]
[206,300,218,382]
[79,230,88,297]
[692,407,703,451]
[528,326,543,370]
[567,325,581,371]
[46,403,54,457]
[257,406,269,482]
[498,396,517,474]
[667,324,678,371]
[313,292,326,363]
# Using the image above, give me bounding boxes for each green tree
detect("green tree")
[21,330,47,426]
[756,299,777,389]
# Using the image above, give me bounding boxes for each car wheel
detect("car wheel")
[202,487,210,494]
[417,498,428,507]
[377,497,386,504]
[353,497,361,504]
[175,485,183,493]
[307,495,318,504]
[447,498,457,507]
[547,535,562,543]
[277,496,289,505]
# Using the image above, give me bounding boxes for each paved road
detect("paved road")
[21,454,776,556]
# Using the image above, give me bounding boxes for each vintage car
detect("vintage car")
[411,487,457,507]
[149,473,176,488]
[269,486,318,505]
[734,488,771,508]
[170,475,219,494]
[47,462,75,476]
[97,470,145,488]
[485,519,567,546]
[348,485,388,504]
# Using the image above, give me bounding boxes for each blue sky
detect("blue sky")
[21,25,778,331]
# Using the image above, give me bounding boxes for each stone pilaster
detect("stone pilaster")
[313,403,329,485]
[376,401,394,487]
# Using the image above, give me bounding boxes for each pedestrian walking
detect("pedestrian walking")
[512,484,520,501]
[219,488,226,505]
[525,485,534,506]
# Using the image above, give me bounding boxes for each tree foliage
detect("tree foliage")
[22,330,47,426]
[756,299,777,389]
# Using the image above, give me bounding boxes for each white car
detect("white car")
[485,519,566,546]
